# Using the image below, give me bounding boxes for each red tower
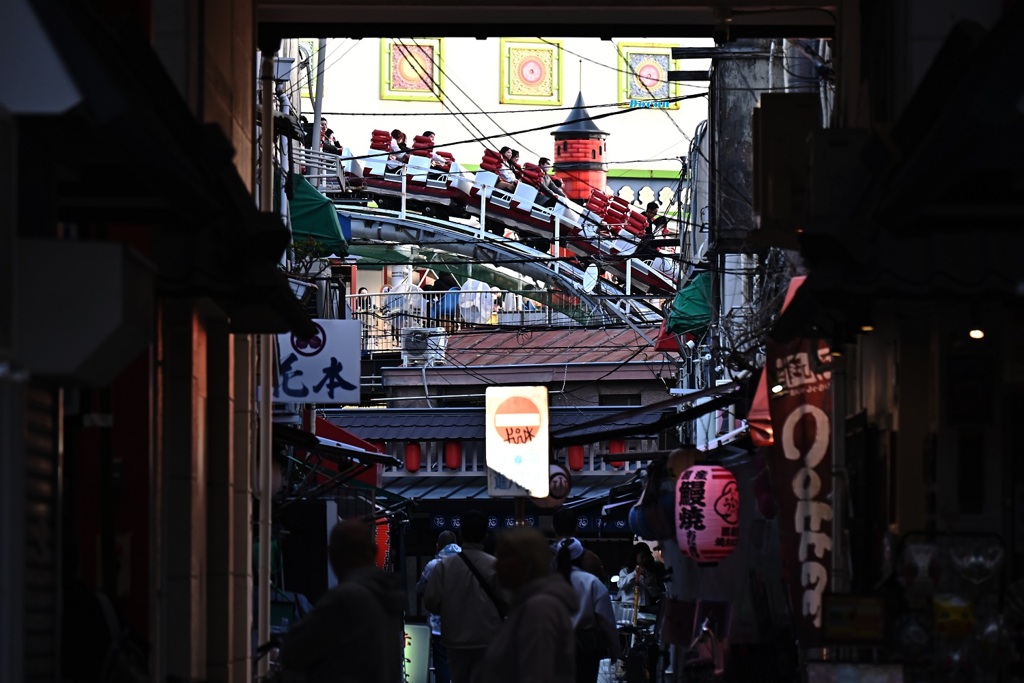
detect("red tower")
[551,92,608,201]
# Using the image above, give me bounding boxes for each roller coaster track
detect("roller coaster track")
[336,204,662,340]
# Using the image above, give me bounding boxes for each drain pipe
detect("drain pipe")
[257,41,278,682]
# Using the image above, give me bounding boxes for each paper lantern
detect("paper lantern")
[373,521,391,569]
[607,439,625,469]
[404,442,422,473]
[444,441,462,470]
[675,464,739,565]
[567,444,585,472]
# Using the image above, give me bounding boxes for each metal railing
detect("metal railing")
[349,289,644,355]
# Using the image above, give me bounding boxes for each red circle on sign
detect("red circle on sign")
[635,61,663,89]
[518,58,546,85]
[493,396,542,443]
[291,321,327,357]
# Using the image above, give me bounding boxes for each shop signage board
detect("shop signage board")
[403,622,430,683]
[485,386,550,498]
[767,330,834,647]
[532,463,573,509]
[274,319,361,404]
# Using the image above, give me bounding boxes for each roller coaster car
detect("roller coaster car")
[346,135,680,295]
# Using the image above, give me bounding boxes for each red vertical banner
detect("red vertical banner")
[766,335,833,647]
[374,521,391,570]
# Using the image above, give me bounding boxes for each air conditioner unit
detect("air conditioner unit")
[401,327,447,366]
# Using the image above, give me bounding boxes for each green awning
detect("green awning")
[666,271,713,335]
[289,174,347,255]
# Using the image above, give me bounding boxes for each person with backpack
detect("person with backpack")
[424,510,505,683]
[554,537,622,683]
[482,528,578,683]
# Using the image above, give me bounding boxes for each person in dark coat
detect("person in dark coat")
[278,519,406,683]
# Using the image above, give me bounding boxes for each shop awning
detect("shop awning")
[289,174,347,255]
[325,384,742,448]
[666,271,713,336]
[381,472,631,503]
[272,422,400,468]
[273,418,406,508]
[323,406,675,443]
[749,276,806,446]
[549,380,743,446]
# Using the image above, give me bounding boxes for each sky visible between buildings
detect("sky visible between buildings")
[287,37,715,175]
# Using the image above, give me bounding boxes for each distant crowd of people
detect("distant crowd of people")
[299,117,571,206]
[275,509,665,683]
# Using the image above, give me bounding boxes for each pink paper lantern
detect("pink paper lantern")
[675,464,740,565]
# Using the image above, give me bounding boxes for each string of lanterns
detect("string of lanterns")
[395,439,741,566]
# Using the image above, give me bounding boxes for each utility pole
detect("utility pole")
[673,41,773,444]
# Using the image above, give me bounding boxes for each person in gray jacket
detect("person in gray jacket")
[483,527,578,683]
[424,510,504,683]
[416,530,461,683]
[278,518,405,683]
[555,538,622,683]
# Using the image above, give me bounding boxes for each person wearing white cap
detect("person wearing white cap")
[554,537,622,683]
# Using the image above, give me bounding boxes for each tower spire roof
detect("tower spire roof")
[552,91,607,137]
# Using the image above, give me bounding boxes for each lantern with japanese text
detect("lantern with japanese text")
[675,464,739,565]
[444,441,463,470]
[404,442,422,473]
[567,444,585,472]
[607,439,626,469]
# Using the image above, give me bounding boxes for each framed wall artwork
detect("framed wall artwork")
[380,38,444,102]
[617,42,680,109]
[500,38,562,106]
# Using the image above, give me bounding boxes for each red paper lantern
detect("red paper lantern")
[405,442,422,473]
[444,441,462,470]
[607,439,626,469]
[675,464,740,565]
[373,521,391,569]
[567,444,585,472]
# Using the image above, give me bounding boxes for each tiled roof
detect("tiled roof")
[443,326,664,367]
[324,406,670,442]
[554,92,607,136]
[383,472,633,502]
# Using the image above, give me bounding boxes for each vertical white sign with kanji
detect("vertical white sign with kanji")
[275,319,361,405]
[485,385,549,498]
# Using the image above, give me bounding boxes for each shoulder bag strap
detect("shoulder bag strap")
[457,551,507,619]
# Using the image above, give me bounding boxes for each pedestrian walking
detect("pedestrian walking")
[424,510,505,683]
